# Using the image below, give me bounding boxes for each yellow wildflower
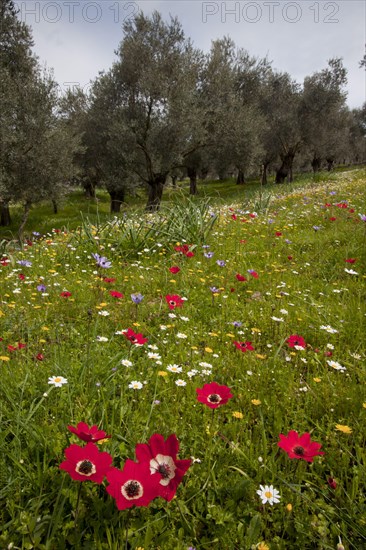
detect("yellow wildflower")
[335,424,352,434]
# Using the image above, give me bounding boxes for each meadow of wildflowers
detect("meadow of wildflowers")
[0,170,365,549]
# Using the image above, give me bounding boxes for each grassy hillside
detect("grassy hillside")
[0,168,365,549]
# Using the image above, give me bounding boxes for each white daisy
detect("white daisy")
[175,379,186,386]
[327,360,346,372]
[320,325,338,334]
[147,352,161,360]
[48,376,68,387]
[167,364,182,373]
[121,359,133,367]
[98,310,110,317]
[96,336,108,342]
[199,362,213,369]
[256,484,281,505]
[128,381,143,390]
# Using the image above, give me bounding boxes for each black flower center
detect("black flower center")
[78,460,94,475]
[124,481,141,498]
[157,463,171,479]
[169,301,176,306]
[293,446,305,456]
[208,393,221,403]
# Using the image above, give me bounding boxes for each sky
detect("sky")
[14,0,366,108]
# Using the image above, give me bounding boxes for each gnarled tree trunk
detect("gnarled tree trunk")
[236,169,245,185]
[52,199,58,214]
[146,174,166,212]
[18,200,32,242]
[109,189,125,213]
[0,201,11,226]
[311,157,322,173]
[275,151,295,183]
[326,157,334,171]
[84,181,96,199]
[261,162,269,185]
[187,167,197,195]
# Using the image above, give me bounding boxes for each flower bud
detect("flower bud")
[328,477,337,490]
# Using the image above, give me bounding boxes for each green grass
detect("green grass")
[0,168,365,549]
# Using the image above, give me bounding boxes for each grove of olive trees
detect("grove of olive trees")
[1,1,365,221]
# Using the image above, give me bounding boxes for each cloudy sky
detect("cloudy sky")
[15,0,365,108]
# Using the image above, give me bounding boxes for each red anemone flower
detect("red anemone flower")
[109,290,124,299]
[165,294,184,309]
[345,258,356,264]
[18,342,26,349]
[278,430,324,463]
[169,266,180,274]
[135,433,191,502]
[196,382,233,409]
[36,353,44,361]
[233,341,254,352]
[60,291,72,298]
[67,422,111,443]
[275,231,282,237]
[59,442,113,483]
[18,273,25,281]
[236,274,247,282]
[106,459,160,510]
[123,328,148,345]
[103,277,116,283]
[174,244,194,257]
[286,335,306,349]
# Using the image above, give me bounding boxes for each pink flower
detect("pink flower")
[196,382,233,409]
[135,434,191,501]
[278,431,324,463]
[60,442,113,483]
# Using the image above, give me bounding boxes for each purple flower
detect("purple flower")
[359,213,366,222]
[204,251,214,258]
[285,239,292,244]
[202,244,210,249]
[329,191,336,195]
[209,286,220,293]
[32,231,41,237]
[268,219,274,224]
[17,260,32,267]
[131,293,144,304]
[312,225,321,231]
[37,284,46,292]
[92,253,112,268]
[232,321,242,327]
[216,260,226,267]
